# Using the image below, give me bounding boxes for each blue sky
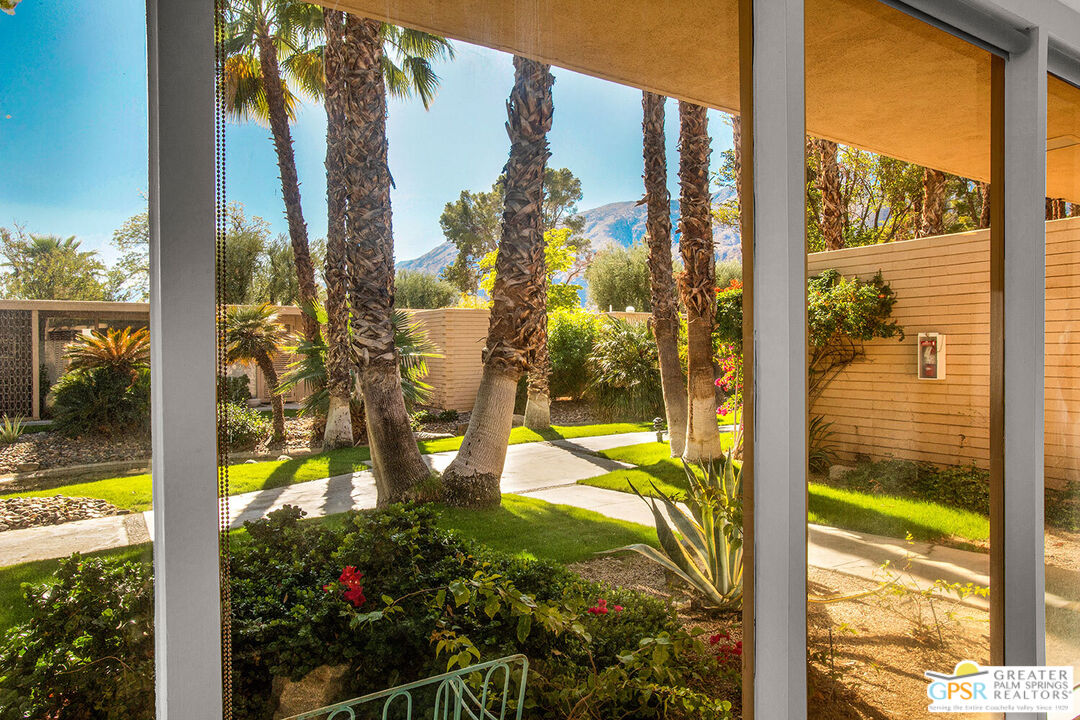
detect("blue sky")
[0,0,733,265]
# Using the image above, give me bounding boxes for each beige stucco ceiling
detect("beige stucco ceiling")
[326,0,1079,201]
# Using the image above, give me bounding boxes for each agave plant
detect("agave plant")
[64,327,150,377]
[0,415,25,444]
[277,302,438,416]
[611,451,743,609]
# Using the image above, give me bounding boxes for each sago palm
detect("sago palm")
[321,10,452,450]
[225,304,291,444]
[222,0,324,343]
[64,327,150,378]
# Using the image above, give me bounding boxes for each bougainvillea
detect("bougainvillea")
[324,565,367,608]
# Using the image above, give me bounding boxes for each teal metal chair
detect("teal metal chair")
[283,654,529,720]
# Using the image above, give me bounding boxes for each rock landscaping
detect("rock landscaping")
[0,496,125,532]
[0,432,150,475]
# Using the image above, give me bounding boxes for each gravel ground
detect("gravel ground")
[0,432,150,474]
[0,496,125,531]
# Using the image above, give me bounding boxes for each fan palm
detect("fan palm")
[221,0,324,343]
[321,11,452,450]
[225,304,291,444]
[64,327,150,378]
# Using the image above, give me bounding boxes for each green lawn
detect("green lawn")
[2,422,651,513]
[0,493,654,633]
[580,441,990,548]
[436,493,657,564]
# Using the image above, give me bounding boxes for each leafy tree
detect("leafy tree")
[439,167,588,294]
[222,204,271,305]
[547,308,600,399]
[395,269,456,308]
[109,204,150,301]
[0,0,20,15]
[222,0,325,342]
[225,304,290,444]
[584,241,652,313]
[0,229,112,300]
[478,228,582,310]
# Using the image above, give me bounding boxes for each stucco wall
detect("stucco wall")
[809,217,1080,487]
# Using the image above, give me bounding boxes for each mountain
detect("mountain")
[398,187,741,278]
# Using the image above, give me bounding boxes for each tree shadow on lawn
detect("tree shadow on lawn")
[435,494,658,565]
[808,490,986,550]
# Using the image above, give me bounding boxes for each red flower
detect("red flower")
[588,598,610,615]
[613,605,623,612]
[326,566,367,608]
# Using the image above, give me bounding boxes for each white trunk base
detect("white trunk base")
[683,393,724,463]
[524,391,551,430]
[442,365,519,507]
[323,394,353,450]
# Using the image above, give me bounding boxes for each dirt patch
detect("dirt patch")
[569,554,995,719]
[1045,527,1080,573]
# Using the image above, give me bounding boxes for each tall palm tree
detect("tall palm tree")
[321,10,452,449]
[337,15,453,503]
[222,0,323,343]
[919,167,947,237]
[225,304,291,444]
[443,56,554,508]
[814,138,844,250]
[678,100,724,462]
[641,91,687,457]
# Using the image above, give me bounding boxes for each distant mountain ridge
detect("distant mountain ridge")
[398,188,741,278]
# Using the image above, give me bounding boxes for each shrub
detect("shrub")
[0,555,154,720]
[223,401,270,449]
[395,269,457,309]
[0,505,734,720]
[50,366,151,437]
[585,241,653,313]
[223,374,252,405]
[547,308,600,399]
[831,459,990,515]
[588,317,665,421]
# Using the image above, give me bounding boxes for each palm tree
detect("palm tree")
[222,0,324,343]
[678,100,724,462]
[814,138,844,250]
[225,304,291,444]
[919,167,947,236]
[641,91,687,457]
[337,15,453,503]
[65,327,150,378]
[321,10,452,449]
[442,56,554,508]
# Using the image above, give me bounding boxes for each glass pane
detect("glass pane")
[1045,72,1080,720]
[806,0,994,716]
[0,0,155,715]
[218,3,747,718]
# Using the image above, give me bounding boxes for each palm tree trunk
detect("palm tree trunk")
[443,56,554,507]
[524,313,552,430]
[918,168,946,237]
[678,101,723,462]
[321,9,353,450]
[978,181,991,229]
[641,91,687,457]
[255,25,320,344]
[340,15,429,504]
[256,353,286,444]
[678,99,721,462]
[815,138,844,250]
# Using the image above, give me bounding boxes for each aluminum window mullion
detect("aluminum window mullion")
[1001,26,1048,720]
[748,0,808,718]
[147,0,223,718]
